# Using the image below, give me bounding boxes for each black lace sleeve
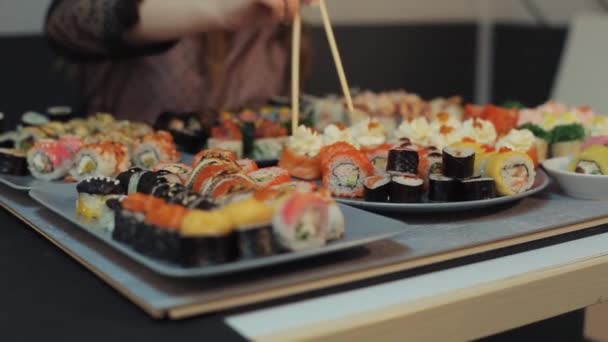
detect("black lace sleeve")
[45,0,177,61]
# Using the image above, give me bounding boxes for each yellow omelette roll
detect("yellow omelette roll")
[568,145,608,175]
[484,151,536,196]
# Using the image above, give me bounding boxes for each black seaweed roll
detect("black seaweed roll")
[390,174,424,203]
[386,148,419,174]
[116,167,144,194]
[151,182,186,200]
[154,111,207,153]
[0,149,28,175]
[428,174,459,202]
[363,175,391,202]
[179,210,237,266]
[47,106,73,122]
[442,146,475,179]
[461,177,497,201]
[427,152,444,175]
[136,171,169,194]
[236,224,275,259]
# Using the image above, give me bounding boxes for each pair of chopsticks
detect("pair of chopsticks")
[291,0,354,133]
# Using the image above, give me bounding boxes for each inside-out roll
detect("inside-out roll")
[484,151,535,196]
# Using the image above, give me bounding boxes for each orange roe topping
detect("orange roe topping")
[145,204,187,230]
[122,193,152,213]
[499,147,512,153]
[440,125,454,135]
[462,137,477,143]
[473,119,483,129]
[482,145,496,153]
[437,112,450,122]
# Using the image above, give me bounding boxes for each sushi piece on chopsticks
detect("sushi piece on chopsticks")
[272,192,330,252]
[27,140,74,180]
[132,131,180,169]
[279,126,322,180]
[76,176,124,229]
[70,142,131,181]
[322,148,375,198]
[247,167,291,188]
[0,149,28,175]
[484,151,535,196]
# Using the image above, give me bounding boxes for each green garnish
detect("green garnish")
[518,123,552,142]
[551,123,586,143]
[502,101,525,109]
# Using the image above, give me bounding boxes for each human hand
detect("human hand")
[223,0,316,29]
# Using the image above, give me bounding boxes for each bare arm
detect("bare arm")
[45,0,303,61]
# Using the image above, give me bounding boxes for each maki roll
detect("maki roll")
[0,149,28,175]
[252,119,288,160]
[322,150,375,198]
[247,167,291,188]
[167,190,217,210]
[568,145,608,175]
[272,192,330,251]
[154,111,206,153]
[112,194,147,244]
[237,159,259,173]
[142,203,188,261]
[390,175,424,203]
[27,140,73,180]
[135,170,181,194]
[153,162,192,184]
[47,106,73,122]
[70,142,130,181]
[364,143,393,174]
[363,175,390,202]
[131,195,166,252]
[461,178,497,201]
[386,148,419,174]
[15,126,47,151]
[76,176,124,228]
[484,151,535,196]
[443,146,475,179]
[179,210,238,266]
[204,172,257,200]
[191,148,237,168]
[21,111,49,127]
[150,182,187,200]
[224,198,276,259]
[428,174,459,202]
[132,131,180,169]
[116,167,144,194]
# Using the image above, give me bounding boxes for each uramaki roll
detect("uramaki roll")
[484,151,535,196]
[279,147,321,180]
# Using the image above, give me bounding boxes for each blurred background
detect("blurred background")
[1,0,606,128]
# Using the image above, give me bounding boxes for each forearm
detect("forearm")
[127,0,241,44]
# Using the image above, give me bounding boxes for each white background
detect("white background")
[0,0,605,35]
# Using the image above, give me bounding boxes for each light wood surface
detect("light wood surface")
[258,253,608,341]
[291,12,301,133]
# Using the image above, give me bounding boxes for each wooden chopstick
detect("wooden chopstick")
[291,12,302,133]
[318,0,355,115]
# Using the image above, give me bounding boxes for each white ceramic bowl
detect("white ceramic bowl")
[542,156,608,200]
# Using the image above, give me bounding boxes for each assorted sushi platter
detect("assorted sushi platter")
[28,147,405,277]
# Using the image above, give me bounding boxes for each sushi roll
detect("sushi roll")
[326,200,345,241]
[191,148,238,168]
[132,131,180,169]
[568,145,608,175]
[116,167,144,194]
[150,182,187,200]
[112,193,146,245]
[152,162,192,184]
[484,151,536,196]
[142,203,188,261]
[0,149,28,175]
[70,142,130,181]
[58,135,84,155]
[322,150,375,198]
[154,112,206,153]
[272,192,330,252]
[76,176,124,228]
[135,170,183,194]
[224,198,276,259]
[39,122,67,139]
[461,178,497,201]
[428,174,459,202]
[237,159,259,173]
[207,138,244,159]
[247,167,291,188]
[21,111,49,127]
[27,140,74,180]
[386,148,419,174]
[15,126,47,151]
[204,172,257,200]
[0,131,15,149]
[390,175,424,203]
[131,195,167,252]
[47,106,73,122]
[363,175,391,202]
[253,137,287,160]
[442,146,475,179]
[179,210,238,266]
[364,143,393,174]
